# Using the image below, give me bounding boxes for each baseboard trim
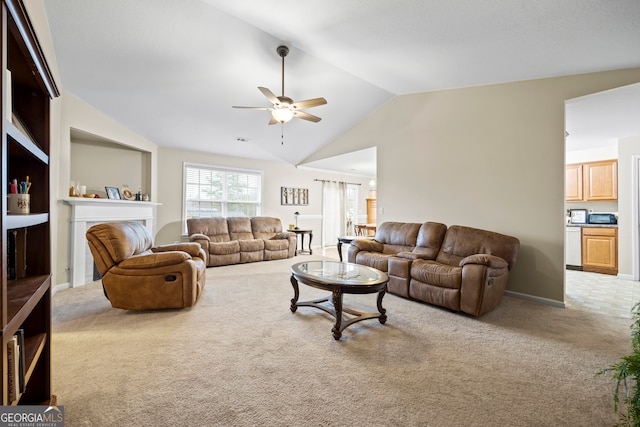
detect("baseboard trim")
[618,273,635,281]
[504,290,565,308]
[53,282,71,296]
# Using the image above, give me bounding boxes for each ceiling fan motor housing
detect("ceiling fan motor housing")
[277,45,289,58]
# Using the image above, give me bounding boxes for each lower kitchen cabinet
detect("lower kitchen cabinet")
[581,227,618,275]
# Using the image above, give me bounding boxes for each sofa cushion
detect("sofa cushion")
[187,217,231,243]
[239,240,264,263]
[436,225,520,269]
[251,217,283,239]
[227,217,254,241]
[375,222,422,247]
[209,241,240,255]
[411,260,462,290]
[412,222,447,259]
[264,239,289,251]
[239,239,265,252]
[355,252,395,272]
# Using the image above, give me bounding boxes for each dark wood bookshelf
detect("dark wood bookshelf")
[1,0,59,406]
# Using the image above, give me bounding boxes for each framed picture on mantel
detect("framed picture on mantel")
[281,187,308,205]
[105,186,121,200]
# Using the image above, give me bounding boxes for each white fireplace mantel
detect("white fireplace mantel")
[62,197,160,287]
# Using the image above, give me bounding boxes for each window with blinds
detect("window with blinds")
[183,163,262,232]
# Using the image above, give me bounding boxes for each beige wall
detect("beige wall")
[155,147,373,246]
[70,139,147,198]
[618,135,640,277]
[305,68,640,304]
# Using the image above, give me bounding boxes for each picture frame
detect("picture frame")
[569,209,588,224]
[105,186,121,200]
[281,187,308,205]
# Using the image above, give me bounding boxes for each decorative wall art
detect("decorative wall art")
[281,187,308,205]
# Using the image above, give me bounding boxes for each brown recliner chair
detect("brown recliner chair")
[86,222,206,310]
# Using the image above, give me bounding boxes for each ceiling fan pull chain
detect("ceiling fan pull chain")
[281,123,284,145]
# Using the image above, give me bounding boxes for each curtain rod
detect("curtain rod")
[314,179,361,185]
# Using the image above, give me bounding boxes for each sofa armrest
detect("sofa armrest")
[271,232,294,240]
[460,254,508,270]
[351,239,384,253]
[397,251,433,260]
[189,233,210,242]
[153,242,206,261]
[119,252,191,269]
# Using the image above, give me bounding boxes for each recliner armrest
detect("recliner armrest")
[189,233,210,242]
[351,239,383,252]
[154,242,203,258]
[460,254,508,270]
[119,252,192,269]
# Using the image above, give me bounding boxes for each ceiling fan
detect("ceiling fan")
[233,45,327,125]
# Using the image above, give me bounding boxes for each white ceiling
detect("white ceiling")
[43,0,640,176]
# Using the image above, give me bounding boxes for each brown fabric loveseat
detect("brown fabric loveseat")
[348,221,519,316]
[86,222,207,310]
[187,217,296,267]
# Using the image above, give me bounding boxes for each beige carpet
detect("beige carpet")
[52,253,632,426]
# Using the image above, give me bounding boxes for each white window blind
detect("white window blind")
[183,163,262,232]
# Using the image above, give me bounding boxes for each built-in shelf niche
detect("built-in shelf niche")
[70,128,152,199]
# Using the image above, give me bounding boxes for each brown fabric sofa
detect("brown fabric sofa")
[187,217,296,267]
[348,221,519,316]
[86,222,207,310]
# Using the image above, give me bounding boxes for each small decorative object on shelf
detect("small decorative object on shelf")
[121,185,135,200]
[105,186,121,200]
[294,211,300,229]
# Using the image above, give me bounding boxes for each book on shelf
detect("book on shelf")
[6,229,27,280]
[7,230,16,280]
[6,335,19,403]
[16,329,26,394]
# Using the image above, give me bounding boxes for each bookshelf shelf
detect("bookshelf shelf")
[1,0,59,406]
[6,120,48,164]
[6,213,48,229]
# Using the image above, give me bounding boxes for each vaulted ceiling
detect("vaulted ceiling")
[43,0,640,176]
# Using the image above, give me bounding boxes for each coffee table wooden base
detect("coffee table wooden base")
[290,275,387,340]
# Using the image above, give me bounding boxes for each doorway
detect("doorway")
[564,83,640,317]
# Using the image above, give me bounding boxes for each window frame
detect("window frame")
[182,162,263,234]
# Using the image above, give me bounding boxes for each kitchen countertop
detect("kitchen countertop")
[566,223,617,228]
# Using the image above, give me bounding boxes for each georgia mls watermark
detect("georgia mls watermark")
[0,405,64,427]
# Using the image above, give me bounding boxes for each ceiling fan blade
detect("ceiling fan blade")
[291,97,327,110]
[293,110,322,123]
[268,115,278,125]
[232,106,272,110]
[258,87,279,105]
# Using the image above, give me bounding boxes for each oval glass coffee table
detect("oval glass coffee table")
[290,261,388,340]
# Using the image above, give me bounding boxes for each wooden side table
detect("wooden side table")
[337,235,374,262]
[337,236,357,262]
[291,229,313,255]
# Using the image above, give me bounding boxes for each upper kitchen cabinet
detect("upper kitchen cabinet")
[566,159,617,202]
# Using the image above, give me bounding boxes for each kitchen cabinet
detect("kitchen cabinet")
[582,227,618,275]
[565,164,583,202]
[366,198,376,225]
[566,159,617,202]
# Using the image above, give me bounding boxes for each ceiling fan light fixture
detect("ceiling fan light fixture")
[272,107,293,123]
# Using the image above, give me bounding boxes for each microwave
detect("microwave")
[588,213,617,224]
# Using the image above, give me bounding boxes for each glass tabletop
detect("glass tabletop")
[291,261,386,285]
